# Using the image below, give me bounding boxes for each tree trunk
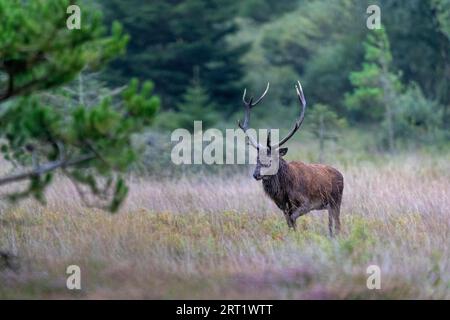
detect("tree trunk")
[384,95,395,152]
[319,114,325,163]
[380,69,395,153]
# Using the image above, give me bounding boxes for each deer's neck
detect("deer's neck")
[262,159,289,201]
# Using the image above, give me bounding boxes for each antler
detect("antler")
[270,81,306,149]
[238,82,270,149]
[238,81,306,151]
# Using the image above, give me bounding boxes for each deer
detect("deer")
[238,81,344,236]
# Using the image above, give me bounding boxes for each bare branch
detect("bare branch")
[0,154,95,186]
[99,86,127,101]
[0,76,50,103]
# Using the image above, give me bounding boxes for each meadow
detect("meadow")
[0,146,449,299]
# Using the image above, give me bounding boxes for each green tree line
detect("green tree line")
[100,0,449,147]
[1,0,449,210]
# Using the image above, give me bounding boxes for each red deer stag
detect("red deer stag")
[238,81,344,236]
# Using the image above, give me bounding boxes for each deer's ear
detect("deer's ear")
[278,148,288,156]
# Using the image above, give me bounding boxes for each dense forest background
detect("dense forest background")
[100,0,449,151]
[1,0,449,207]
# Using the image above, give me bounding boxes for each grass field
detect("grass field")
[0,152,449,299]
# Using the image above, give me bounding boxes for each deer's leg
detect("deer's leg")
[289,205,310,230]
[283,211,295,230]
[334,205,341,234]
[283,202,297,230]
[327,210,334,237]
[275,202,294,230]
[328,205,341,237]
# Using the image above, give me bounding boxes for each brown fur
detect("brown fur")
[261,158,344,236]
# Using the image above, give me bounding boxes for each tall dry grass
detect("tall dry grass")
[0,153,449,299]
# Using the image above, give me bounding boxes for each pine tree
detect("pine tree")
[0,0,159,211]
[155,72,218,132]
[102,0,248,114]
[345,27,402,152]
[176,78,219,132]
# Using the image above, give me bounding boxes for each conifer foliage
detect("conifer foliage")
[0,0,159,211]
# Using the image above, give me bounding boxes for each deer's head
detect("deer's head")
[238,81,306,181]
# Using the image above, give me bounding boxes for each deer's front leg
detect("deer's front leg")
[283,210,295,229]
[289,203,310,230]
[278,201,295,230]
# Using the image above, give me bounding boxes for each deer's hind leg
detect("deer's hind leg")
[328,204,341,237]
[327,210,334,237]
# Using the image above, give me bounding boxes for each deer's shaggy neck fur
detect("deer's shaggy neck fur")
[262,158,290,208]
